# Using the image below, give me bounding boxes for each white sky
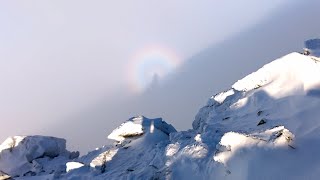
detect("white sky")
[0,0,291,151]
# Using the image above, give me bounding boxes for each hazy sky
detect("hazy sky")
[1,0,310,153]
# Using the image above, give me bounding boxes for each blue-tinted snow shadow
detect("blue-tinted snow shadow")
[306,87,320,98]
[199,86,320,179]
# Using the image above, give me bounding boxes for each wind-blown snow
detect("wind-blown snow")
[2,52,320,179]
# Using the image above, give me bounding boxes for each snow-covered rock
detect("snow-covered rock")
[108,116,176,142]
[0,135,78,178]
[188,52,320,179]
[4,52,320,179]
[64,116,177,179]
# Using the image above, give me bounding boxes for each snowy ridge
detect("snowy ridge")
[191,52,320,179]
[2,52,320,179]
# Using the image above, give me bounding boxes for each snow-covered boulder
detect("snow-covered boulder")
[0,135,79,178]
[108,116,176,142]
[64,116,177,179]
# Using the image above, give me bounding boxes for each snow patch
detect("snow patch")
[66,162,84,173]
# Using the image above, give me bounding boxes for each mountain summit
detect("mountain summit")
[2,52,320,179]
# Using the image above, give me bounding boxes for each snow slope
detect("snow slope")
[2,52,320,179]
[191,52,320,179]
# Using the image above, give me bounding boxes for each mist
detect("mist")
[2,0,319,153]
[49,1,320,153]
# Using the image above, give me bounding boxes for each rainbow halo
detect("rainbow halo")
[127,45,181,93]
